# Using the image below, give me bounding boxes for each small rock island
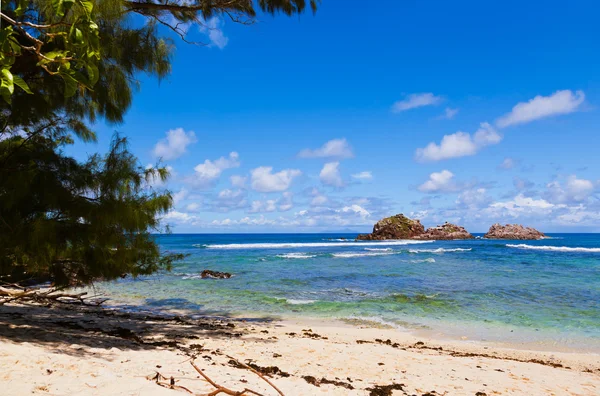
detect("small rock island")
[356,214,473,241]
[414,222,474,240]
[484,223,545,240]
[357,214,545,241]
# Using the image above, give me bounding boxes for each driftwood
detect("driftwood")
[147,359,285,396]
[191,357,289,396]
[0,285,106,306]
[225,355,285,396]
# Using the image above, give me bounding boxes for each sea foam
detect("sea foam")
[332,251,395,258]
[285,299,317,305]
[204,240,433,249]
[276,253,317,259]
[506,244,600,253]
[408,248,472,253]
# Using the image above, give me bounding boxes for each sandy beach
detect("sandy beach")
[1,303,598,395]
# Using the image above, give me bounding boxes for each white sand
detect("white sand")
[1,304,599,395]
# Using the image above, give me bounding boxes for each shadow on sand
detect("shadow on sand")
[0,300,280,358]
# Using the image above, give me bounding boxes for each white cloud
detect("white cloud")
[211,215,277,227]
[162,210,200,226]
[250,166,301,192]
[230,175,247,188]
[418,170,459,193]
[311,194,329,206]
[153,128,197,160]
[545,175,595,203]
[200,17,228,49]
[248,194,295,213]
[249,200,277,213]
[442,107,459,119]
[279,192,294,211]
[415,123,501,162]
[496,90,585,128]
[498,157,515,170]
[297,138,354,159]
[338,204,371,219]
[351,171,373,180]
[486,194,560,218]
[186,202,201,212]
[213,188,247,211]
[456,188,491,209]
[513,176,534,191]
[193,152,240,187]
[172,188,189,205]
[320,162,344,187]
[392,93,443,113]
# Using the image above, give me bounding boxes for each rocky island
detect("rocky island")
[356,214,425,240]
[356,214,473,241]
[484,223,545,240]
[414,222,474,240]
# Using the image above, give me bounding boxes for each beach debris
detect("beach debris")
[0,284,107,306]
[228,359,291,378]
[191,356,285,396]
[146,372,193,394]
[365,383,405,396]
[301,329,328,339]
[302,375,355,390]
[200,270,233,279]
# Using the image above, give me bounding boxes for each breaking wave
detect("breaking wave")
[409,258,436,263]
[506,244,600,253]
[332,251,395,258]
[276,253,317,259]
[408,248,472,254]
[285,299,317,305]
[204,240,433,249]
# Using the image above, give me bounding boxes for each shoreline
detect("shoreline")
[90,296,600,355]
[1,303,599,395]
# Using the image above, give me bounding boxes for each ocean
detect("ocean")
[92,233,600,351]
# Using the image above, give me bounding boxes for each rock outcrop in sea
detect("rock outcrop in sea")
[356,214,425,240]
[484,223,545,240]
[414,222,474,240]
[356,214,473,240]
[201,270,232,279]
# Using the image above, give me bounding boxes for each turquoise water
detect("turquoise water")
[95,233,600,350]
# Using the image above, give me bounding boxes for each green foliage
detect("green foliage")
[0,130,183,286]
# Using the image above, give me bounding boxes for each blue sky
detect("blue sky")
[76,0,600,233]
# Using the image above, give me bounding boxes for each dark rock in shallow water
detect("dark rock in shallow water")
[356,214,425,240]
[484,223,545,240]
[415,222,474,240]
[200,270,232,279]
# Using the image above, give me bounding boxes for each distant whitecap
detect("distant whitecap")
[506,244,600,253]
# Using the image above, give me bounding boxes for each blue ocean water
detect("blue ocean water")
[95,233,600,350]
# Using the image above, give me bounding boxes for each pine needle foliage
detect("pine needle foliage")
[0,128,183,286]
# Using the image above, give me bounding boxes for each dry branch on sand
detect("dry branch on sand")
[0,286,106,306]
[146,358,285,396]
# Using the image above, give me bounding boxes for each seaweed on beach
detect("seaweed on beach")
[228,359,291,377]
[302,375,355,389]
[366,383,405,396]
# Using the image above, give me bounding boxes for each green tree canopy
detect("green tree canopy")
[0,0,318,286]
